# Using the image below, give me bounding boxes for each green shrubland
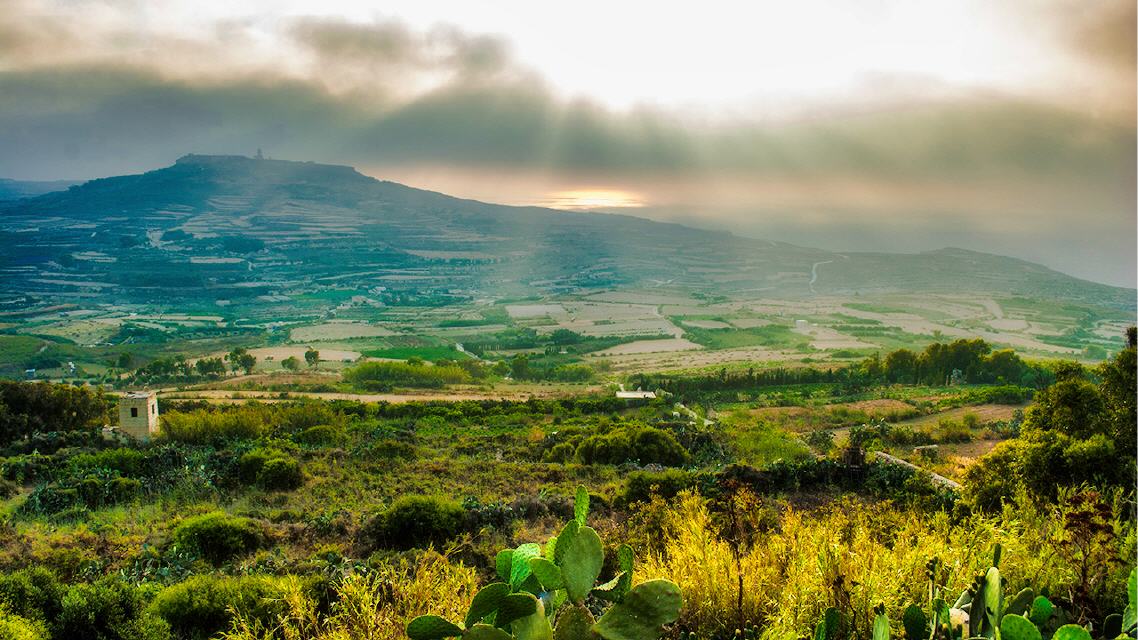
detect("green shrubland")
[0,332,1131,640]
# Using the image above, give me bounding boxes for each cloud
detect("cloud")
[290,18,512,78]
[0,4,1133,285]
[1060,0,1136,71]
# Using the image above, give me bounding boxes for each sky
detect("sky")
[0,0,1135,287]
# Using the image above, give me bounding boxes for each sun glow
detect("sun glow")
[538,189,645,210]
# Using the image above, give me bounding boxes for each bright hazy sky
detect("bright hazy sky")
[1,0,1135,286]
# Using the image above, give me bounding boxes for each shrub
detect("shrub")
[633,426,691,466]
[0,567,64,626]
[172,513,263,565]
[364,495,465,550]
[344,361,471,390]
[1,454,54,484]
[575,425,689,466]
[368,439,416,460]
[56,578,170,640]
[150,575,284,640]
[0,608,45,640]
[366,437,416,457]
[237,449,275,485]
[620,469,696,505]
[257,457,303,491]
[69,448,146,476]
[544,441,577,463]
[293,424,343,446]
[933,419,972,443]
[804,429,834,453]
[159,409,266,445]
[238,449,302,490]
[19,472,142,515]
[108,477,142,503]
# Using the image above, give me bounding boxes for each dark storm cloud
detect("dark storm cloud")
[290,17,512,79]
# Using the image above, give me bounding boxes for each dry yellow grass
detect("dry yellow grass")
[221,551,479,640]
[638,491,1132,640]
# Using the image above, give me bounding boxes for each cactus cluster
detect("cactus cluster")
[781,547,1136,640]
[894,545,1135,640]
[406,486,683,640]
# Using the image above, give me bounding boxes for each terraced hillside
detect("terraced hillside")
[0,154,1132,326]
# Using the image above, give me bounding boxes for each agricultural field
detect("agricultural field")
[3,283,1132,386]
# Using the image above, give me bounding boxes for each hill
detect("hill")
[0,154,1132,320]
[0,178,78,201]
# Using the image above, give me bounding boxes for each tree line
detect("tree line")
[634,338,1059,395]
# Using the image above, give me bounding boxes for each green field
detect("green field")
[681,323,807,350]
[360,345,469,361]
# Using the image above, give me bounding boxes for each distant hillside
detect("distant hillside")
[0,178,78,201]
[0,154,1131,317]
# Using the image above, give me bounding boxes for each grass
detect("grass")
[719,409,813,465]
[682,324,806,350]
[842,302,911,314]
[637,491,1134,640]
[361,346,468,361]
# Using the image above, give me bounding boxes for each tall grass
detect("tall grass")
[220,551,479,640]
[638,491,1133,640]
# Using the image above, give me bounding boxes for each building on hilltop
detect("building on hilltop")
[118,391,159,441]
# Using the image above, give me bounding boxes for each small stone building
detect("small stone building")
[119,391,159,441]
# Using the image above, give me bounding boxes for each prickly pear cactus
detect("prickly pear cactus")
[406,486,683,640]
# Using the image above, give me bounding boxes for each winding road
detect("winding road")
[809,260,834,294]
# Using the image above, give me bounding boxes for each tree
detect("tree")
[981,349,1026,384]
[883,348,917,383]
[962,328,1137,511]
[1096,327,1136,457]
[195,357,226,379]
[304,348,320,368]
[236,352,256,375]
[510,354,530,380]
[550,328,582,346]
[225,348,256,375]
[0,381,111,445]
[281,356,301,372]
[1023,377,1106,440]
[116,352,134,370]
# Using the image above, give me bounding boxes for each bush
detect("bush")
[172,513,262,565]
[257,457,303,491]
[159,409,267,445]
[0,608,45,640]
[19,472,142,515]
[0,478,16,499]
[56,578,170,640]
[344,361,471,390]
[238,449,302,490]
[0,567,64,626]
[574,425,689,466]
[365,496,465,550]
[69,448,146,477]
[620,469,696,505]
[150,575,283,640]
[804,429,834,453]
[933,419,972,443]
[368,439,416,460]
[544,441,577,463]
[293,424,343,446]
